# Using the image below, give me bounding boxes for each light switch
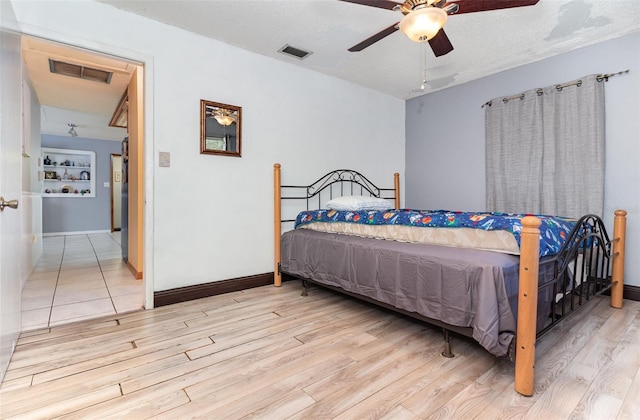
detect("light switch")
[104,182,110,188]
[159,152,170,167]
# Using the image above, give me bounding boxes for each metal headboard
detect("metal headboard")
[279,168,399,223]
[273,163,400,286]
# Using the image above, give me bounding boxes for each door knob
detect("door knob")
[0,197,19,211]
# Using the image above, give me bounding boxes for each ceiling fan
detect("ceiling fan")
[341,0,540,57]
[206,107,237,126]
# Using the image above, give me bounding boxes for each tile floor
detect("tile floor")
[21,231,145,331]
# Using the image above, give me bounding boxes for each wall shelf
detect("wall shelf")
[42,147,96,198]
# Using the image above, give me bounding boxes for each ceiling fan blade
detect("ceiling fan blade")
[348,23,400,52]
[428,29,454,57]
[445,0,539,14]
[338,0,401,11]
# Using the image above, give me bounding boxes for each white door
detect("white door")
[0,30,24,381]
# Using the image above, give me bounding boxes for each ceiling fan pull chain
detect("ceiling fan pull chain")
[420,43,428,90]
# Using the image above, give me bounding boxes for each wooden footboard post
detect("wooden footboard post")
[515,216,541,397]
[274,163,282,287]
[611,209,627,309]
[394,172,400,209]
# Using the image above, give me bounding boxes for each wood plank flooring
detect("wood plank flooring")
[1,280,638,419]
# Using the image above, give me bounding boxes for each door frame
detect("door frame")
[110,153,122,232]
[13,29,155,310]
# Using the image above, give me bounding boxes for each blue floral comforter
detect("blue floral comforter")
[295,209,576,257]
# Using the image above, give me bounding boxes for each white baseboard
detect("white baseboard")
[43,229,111,237]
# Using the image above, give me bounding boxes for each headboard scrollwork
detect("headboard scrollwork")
[273,163,400,286]
[285,169,394,200]
[278,167,399,217]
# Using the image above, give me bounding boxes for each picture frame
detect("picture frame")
[200,99,242,157]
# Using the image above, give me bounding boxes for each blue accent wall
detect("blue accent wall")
[405,33,640,286]
[42,135,122,234]
[405,33,639,212]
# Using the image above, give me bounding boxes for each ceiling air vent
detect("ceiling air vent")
[48,59,113,84]
[278,44,313,60]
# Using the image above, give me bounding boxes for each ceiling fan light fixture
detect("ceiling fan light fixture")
[399,6,448,42]
[214,114,235,126]
[67,123,78,137]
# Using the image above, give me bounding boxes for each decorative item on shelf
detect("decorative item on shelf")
[44,156,51,166]
[42,147,96,198]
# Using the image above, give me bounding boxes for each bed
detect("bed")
[272,163,627,396]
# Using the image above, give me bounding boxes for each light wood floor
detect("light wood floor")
[1,280,638,419]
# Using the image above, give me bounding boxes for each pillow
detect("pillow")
[326,195,392,211]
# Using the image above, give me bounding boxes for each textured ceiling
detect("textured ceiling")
[98,0,640,99]
[25,0,640,140]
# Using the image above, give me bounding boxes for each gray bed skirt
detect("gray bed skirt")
[281,229,555,357]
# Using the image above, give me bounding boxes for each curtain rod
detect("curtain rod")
[482,69,630,108]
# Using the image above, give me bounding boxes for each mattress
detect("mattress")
[295,209,576,257]
[299,222,520,254]
[281,229,556,357]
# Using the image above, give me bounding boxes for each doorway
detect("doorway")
[20,36,148,326]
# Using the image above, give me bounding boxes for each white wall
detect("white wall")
[21,73,42,288]
[9,1,406,292]
[406,32,640,287]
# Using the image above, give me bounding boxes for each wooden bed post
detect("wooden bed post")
[394,173,400,209]
[515,216,541,397]
[274,163,282,287]
[610,209,627,309]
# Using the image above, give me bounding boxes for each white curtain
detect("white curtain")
[485,75,605,218]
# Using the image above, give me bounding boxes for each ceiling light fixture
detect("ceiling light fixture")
[399,4,448,42]
[213,109,236,126]
[68,123,78,137]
